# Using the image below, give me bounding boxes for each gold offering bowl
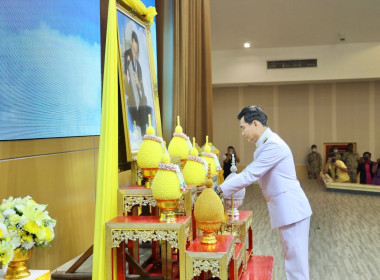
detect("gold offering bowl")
[197,221,222,244]
[141,168,158,188]
[5,248,32,279]
[156,199,179,223]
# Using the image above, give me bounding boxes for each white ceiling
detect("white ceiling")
[210,0,380,50]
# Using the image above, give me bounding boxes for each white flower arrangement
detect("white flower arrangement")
[0,196,56,271]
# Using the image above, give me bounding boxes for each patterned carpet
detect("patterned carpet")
[239,179,380,280]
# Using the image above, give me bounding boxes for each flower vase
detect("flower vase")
[5,249,32,279]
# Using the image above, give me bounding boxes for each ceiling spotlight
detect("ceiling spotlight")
[243,42,251,48]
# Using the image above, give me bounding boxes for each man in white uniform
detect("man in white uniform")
[215,106,312,280]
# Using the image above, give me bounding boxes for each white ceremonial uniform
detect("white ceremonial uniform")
[220,127,312,280]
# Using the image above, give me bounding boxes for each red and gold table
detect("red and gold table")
[176,185,197,217]
[105,215,192,280]
[185,235,236,280]
[118,185,157,215]
[118,185,196,217]
[234,242,246,279]
[223,211,253,259]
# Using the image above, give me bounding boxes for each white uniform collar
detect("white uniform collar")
[255,127,272,148]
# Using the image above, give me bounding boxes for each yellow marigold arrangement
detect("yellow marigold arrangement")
[182,137,208,186]
[194,179,224,222]
[201,136,222,176]
[201,142,220,157]
[152,142,185,200]
[137,114,163,168]
[168,116,192,161]
[0,196,56,271]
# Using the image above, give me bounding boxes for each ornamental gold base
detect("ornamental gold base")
[141,168,158,189]
[5,249,32,279]
[197,221,222,244]
[157,199,178,223]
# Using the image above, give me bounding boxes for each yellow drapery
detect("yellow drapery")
[92,0,118,278]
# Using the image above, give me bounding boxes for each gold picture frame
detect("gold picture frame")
[116,2,162,161]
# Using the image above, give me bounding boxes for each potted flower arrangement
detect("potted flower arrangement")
[0,196,56,278]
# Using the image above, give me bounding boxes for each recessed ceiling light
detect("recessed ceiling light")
[243,42,251,48]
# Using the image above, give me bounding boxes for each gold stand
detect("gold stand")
[197,221,222,244]
[5,249,32,279]
[141,168,158,188]
[157,199,178,223]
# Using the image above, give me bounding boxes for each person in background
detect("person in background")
[342,143,360,183]
[357,152,376,184]
[323,152,350,183]
[223,146,240,179]
[306,144,322,179]
[215,106,312,280]
[331,145,342,160]
[372,159,380,185]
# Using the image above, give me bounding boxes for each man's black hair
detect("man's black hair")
[311,144,317,149]
[328,152,336,158]
[131,31,139,48]
[227,146,234,150]
[363,152,371,157]
[237,106,267,126]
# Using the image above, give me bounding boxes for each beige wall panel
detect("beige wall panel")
[0,136,98,160]
[374,82,380,159]
[313,84,333,161]
[243,86,274,127]
[241,86,274,165]
[336,82,369,154]
[213,87,241,165]
[278,85,310,165]
[0,150,96,270]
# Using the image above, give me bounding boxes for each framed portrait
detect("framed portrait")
[116,3,162,160]
[323,142,357,162]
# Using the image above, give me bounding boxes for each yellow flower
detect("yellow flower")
[43,227,53,242]
[23,221,39,234]
[36,228,46,241]
[8,225,16,231]
[9,214,21,225]
[0,223,8,239]
[16,199,49,227]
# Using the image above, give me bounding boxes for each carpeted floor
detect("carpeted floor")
[239,179,380,280]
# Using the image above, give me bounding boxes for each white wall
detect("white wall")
[212,43,380,86]
[213,82,380,172]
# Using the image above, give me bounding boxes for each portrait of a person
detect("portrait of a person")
[124,30,152,136]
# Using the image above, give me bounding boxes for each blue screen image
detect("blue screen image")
[0,0,101,140]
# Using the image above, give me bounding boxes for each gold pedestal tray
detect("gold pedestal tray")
[157,199,178,223]
[141,168,158,188]
[197,221,222,244]
[5,249,32,279]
